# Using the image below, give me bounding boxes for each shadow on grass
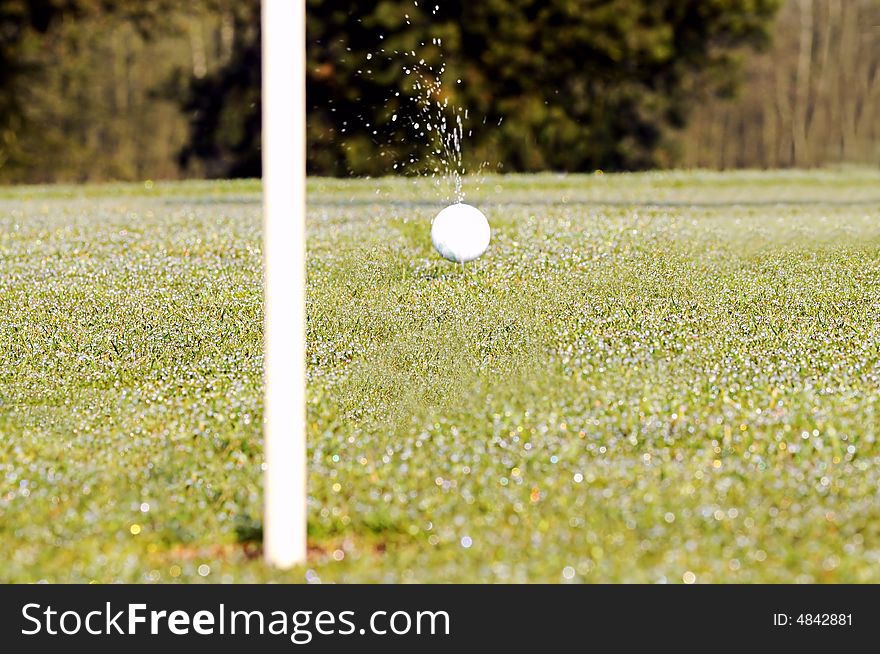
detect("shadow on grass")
[310,198,880,210]
[235,512,415,545]
[232,513,412,564]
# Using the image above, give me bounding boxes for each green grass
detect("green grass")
[2,170,880,583]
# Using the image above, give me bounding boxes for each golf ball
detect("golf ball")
[430,203,491,263]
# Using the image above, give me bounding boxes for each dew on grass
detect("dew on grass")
[4,172,880,582]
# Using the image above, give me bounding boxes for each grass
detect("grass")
[2,169,880,583]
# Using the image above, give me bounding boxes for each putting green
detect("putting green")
[1,170,879,582]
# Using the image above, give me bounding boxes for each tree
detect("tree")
[0,0,195,182]
[178,0,261,178]
[304,0,780,175]
[0,0,70,172]
[177,0,780,177]
[0,0,792,181]
[682,0,880,169]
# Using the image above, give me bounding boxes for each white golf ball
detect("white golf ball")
[430,203,491,263]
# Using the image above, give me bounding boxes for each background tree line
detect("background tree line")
[683,0,880,168]
[0,0,875,183]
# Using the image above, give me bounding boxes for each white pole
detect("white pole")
[262,0,307,568]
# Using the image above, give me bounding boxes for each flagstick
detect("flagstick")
[263,0,307,568]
